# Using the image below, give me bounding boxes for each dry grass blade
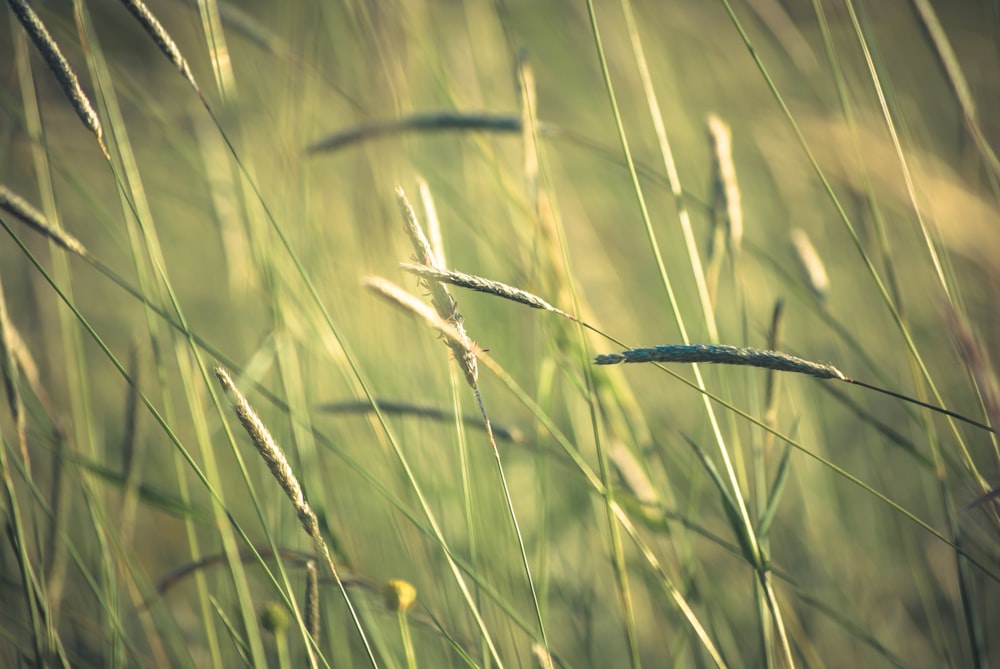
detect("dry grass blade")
[0,277,28,476]
[416,177,445,265]
[0,185,89,257]
[790,228,830,302]
[7,0,107,157]
[363,276,479,388]
[518,53,540,204]
[596,343,846,380]
[119,0,200,94]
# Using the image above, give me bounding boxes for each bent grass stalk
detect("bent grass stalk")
[364,276,471,356]
[396,186,550,651]
[364,275,724,662]
[398,262,606,338]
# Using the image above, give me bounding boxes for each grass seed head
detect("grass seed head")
[8,0,107,157]
[0,185,89,256]
[707,113,742,251]
[120,0,199,93]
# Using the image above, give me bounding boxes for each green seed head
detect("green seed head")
[260,601,290,634]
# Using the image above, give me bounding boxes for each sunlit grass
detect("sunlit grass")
[0,1,998,667]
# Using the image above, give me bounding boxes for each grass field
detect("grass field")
[1,1,999,667]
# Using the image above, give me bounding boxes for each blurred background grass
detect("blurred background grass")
[1,0,998,667]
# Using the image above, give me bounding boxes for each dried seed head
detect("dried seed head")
[531,642,555,669]
[8,0,107,157]
[0,185,89,256]
[790,228,830,301]
[399,262,572,318]
[214,366,315,527]
[707,113,742,251]
[120,0,200,93]
[395,185,457,318]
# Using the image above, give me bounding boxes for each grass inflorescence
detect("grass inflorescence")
[595,343,846,379]
[7,0,107,157]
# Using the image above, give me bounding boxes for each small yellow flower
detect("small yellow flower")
[383,579,417,613]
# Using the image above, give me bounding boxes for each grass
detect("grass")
[0,1,998,667]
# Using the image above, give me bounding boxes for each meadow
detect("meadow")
[0,1,998,667]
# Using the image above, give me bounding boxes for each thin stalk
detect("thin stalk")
[587,0,762,603]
